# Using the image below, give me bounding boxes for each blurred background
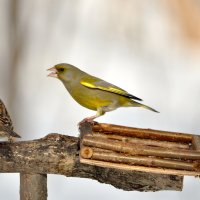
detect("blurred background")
[1,0,200,199]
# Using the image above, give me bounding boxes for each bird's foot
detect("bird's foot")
[78,117,95,127]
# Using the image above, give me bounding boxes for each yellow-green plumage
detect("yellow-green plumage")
[48,63,158,122]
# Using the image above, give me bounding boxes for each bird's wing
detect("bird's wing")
[0,100,13,129]
[80,76,142,101]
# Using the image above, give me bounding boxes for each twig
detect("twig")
[80,158,200,176]
[82,135,200,160]
[92,133,189,149]
[80,147,196,171]
[93,123,193,143]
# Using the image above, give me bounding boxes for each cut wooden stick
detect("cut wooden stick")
[80,158,200,176]
[92,133,189,149]
[93,123,193,143]
[80,147,196,171]
[83,146,113,154]
[192,136,200,151]
[192,136,200,172]
[82,135,200,160]
[80,146,94,159]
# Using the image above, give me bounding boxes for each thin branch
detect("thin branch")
[92,133,189,149]
[80,147,195,171]
[82,135,200,160]
[80,158,198,177]
[93,123,193,143]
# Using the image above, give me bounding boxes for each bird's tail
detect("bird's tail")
[128,101,159,113]
[140,103,159,113]
[0,126,21,138]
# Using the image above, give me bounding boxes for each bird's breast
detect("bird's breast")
[66,83,114,111]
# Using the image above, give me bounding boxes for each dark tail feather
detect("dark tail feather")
[141,104,159,113]
[127,101,159,113]
[9,130,21,138]
[140,104,159,113]
[132,101,159,113]
[0,126,21,138]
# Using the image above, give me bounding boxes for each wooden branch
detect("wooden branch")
[0,134,183,191]
[20,173,47,200]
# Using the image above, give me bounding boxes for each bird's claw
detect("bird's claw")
[78,116,98,127]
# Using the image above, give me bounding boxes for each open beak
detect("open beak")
[47,67,58,78]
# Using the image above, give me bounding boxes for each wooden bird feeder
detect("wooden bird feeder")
[79,122,200,181]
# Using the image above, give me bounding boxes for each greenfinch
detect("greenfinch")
[0,99,21,141]
[47,63,158,123]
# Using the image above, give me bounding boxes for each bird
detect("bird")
[0,99,21,141]
[47,63,158,124]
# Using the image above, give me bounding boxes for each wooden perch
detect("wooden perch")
[80,122,200,178]
[82,135,200,160]
[0,133,183,192]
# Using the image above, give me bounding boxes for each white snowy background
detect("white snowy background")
[0,0,200,199]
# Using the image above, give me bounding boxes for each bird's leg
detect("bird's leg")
[78,108,105,126]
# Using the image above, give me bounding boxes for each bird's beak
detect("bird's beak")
[47,67,58,78]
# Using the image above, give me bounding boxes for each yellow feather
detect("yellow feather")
[80,79,130,97]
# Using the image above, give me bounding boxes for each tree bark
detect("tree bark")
[0,134,183,191]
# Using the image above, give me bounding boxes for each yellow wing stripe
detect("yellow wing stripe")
[81,80,142,101]
[80,81,96,88]
[106,87,128,95]
[81,80,128,95]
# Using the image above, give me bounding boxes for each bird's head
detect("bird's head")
[47,63,75,81]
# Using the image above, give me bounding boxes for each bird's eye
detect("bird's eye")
[59,68,64,72]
